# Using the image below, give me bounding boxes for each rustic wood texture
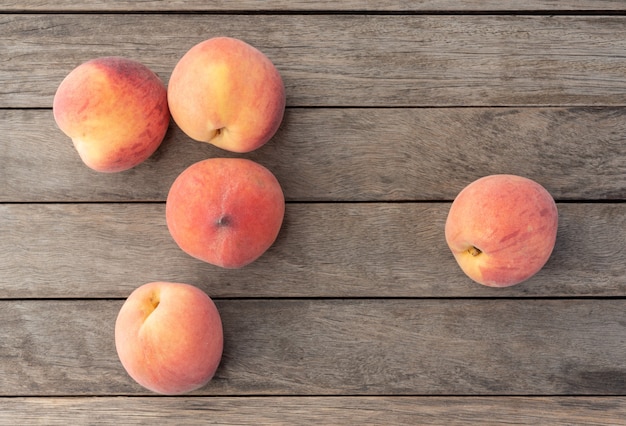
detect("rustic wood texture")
[1,396,625,425]
[1,299,626,396]
[1,2,625,422]
[1,203,624,298]
[2,15,626,108]
[1,1,625,12]
[2,108,625,202]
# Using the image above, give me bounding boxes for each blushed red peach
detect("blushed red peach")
[53,57,170,172]
[445,174,558,287]
[115,282,223,395]
[167,37,285,153]
[166,158,285,268]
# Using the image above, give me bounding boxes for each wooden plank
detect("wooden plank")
[0,397,625,425]
[1,203,624,298]
[1,299,626,396]
[2,108,625,202]
[2,15,625,108]
[1,1,624,12]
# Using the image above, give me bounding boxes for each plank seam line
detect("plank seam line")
[3,296,626,302]
[4,106,626,111]
[2,393,625,398]
[1,10,625,16]
[1,201,624,205]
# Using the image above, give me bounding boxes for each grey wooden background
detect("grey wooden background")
[1,1,625,424]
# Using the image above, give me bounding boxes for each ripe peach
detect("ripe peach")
[166,158,285,268]
[445,174,558,287]
[167,37,285,153]
[115,282,223,395]
[53,57,170,172]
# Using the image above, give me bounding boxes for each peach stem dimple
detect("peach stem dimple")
[208,127,225,141]
[149,293,160,312]
[468,246,482,256]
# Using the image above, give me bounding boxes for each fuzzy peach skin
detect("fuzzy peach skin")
[53,57,170,172]
[445,174,558,287]
[115,282,223,395]
[167,37,285,153]
[166,158,285,268]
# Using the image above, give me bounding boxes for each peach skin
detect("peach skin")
[445,174,558,287]
[53,57,170,172]
[166,158,285,268]
[115,282,223,395]
[167,37,285,153]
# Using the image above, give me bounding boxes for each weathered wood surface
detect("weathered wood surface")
[2,0,625,12]
[2,15,626,108]
[1,299,626,396]
[1,397,625,425]
[2,108,625,202]
[1,2,625,423]
[1,203,624,298]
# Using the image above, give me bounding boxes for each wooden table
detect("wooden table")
[1,2,625,424]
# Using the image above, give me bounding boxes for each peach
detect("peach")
[445,174,558,287]
[53,57,170,172]
[115,282,223,395]
[167,37,285,153]
[166,158,285,268]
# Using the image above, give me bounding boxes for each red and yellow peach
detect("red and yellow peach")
[53,56,170,172]
[166,158,285,268]
[167,37,285,153]
[115,282,223,395]
[445,174,558,287]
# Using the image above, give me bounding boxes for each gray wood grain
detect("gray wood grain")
[2,15,625,108]
[1,203,624,298]
[1,1,625,12]
[1,299,625,396]
[2,108,624,202]
[1,2,625,420]
[0,396,624,425]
